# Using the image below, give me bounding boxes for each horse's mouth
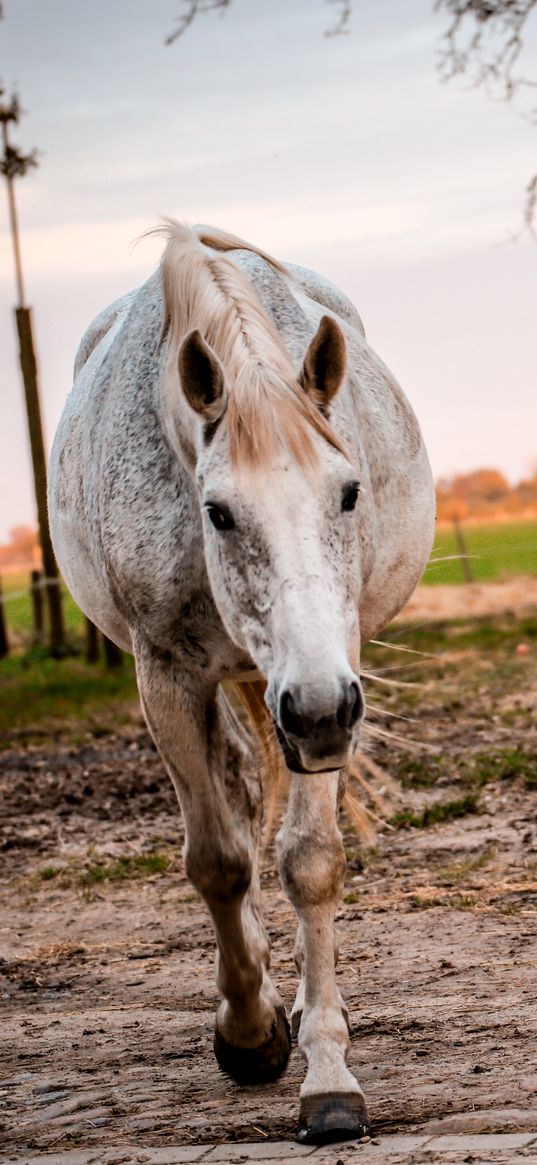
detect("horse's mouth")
[273,722,351,775]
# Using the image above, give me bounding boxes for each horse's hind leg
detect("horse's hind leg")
[277,772,369,1144]
[135,642,290,1084]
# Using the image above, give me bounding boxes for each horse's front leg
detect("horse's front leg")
[277,771,370,1144]
[135,642,290,1084]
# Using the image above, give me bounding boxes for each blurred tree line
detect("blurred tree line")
[0,525,40,568]
[436,466,537,521]
[3,464,536,569]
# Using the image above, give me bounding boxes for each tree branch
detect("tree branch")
[165,0,231,45]
[325,0,352,36]
[436,1,537,234]
[523,171,537,235]
[165,0,353,44]
[0,144,39,180]
[436,1,537,111]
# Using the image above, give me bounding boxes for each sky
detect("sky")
[1,0,536,542]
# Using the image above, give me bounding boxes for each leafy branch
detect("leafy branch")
[0,89,40,179]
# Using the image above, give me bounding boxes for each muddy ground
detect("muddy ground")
[2,596,537,1157]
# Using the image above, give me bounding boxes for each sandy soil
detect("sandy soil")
[2,601,537,1156]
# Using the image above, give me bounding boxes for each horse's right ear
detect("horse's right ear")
[299,315,347,414]
[178,330,227,421]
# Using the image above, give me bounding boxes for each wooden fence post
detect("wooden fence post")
[15,307,66,656]
[0,576,9,659]
[30,569,44,644]
[453,517,473,584]
[102,634,122,669]
[85,617,99,664]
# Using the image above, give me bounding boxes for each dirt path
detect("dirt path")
[399,575,537,622]
[2,611,537,1156]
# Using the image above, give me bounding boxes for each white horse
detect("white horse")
[49,223,435,1144]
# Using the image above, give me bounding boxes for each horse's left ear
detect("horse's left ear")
[299,315,347,412]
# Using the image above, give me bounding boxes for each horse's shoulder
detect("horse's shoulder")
[283,262,366,338]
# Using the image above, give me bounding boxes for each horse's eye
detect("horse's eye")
[205,503,235,531]
[341,481,360,512]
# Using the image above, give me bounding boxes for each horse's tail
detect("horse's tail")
[230,678,286,843]
[229,677,377,848]
[193,224,290,276]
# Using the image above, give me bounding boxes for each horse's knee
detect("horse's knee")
[185,839,252,902]
[277,826,345,908]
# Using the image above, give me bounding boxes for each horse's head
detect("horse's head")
[175,314,365,773]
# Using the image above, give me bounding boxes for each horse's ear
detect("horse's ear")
[299,315,347,412]
[178,329,227,420]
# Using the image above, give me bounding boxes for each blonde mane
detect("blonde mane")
[158,221,346,470]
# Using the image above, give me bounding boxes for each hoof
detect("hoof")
[298,1090,370,1144]
[214,1005,291,1085]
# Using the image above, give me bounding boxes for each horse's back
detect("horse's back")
[73,288,139,379]
[49,277,165,651]
[284,261,365,337]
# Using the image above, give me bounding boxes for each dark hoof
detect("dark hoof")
[298,1090,370,1144]
[214,1005,291,1085]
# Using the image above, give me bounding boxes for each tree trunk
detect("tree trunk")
[30,569,44,645]
[15,307,66,657]
[0,577,9,659]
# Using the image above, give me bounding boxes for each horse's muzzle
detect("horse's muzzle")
[275,679,364,774]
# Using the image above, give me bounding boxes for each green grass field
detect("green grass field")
[1,520,536,645]
[0,573,137,742]
[0,653,138,743]
[424,518,537,585]
[1,572,85,645]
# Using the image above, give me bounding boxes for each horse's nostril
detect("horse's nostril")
[337,681,363,731]
[280,682,362,742]
[280,689,305,739]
